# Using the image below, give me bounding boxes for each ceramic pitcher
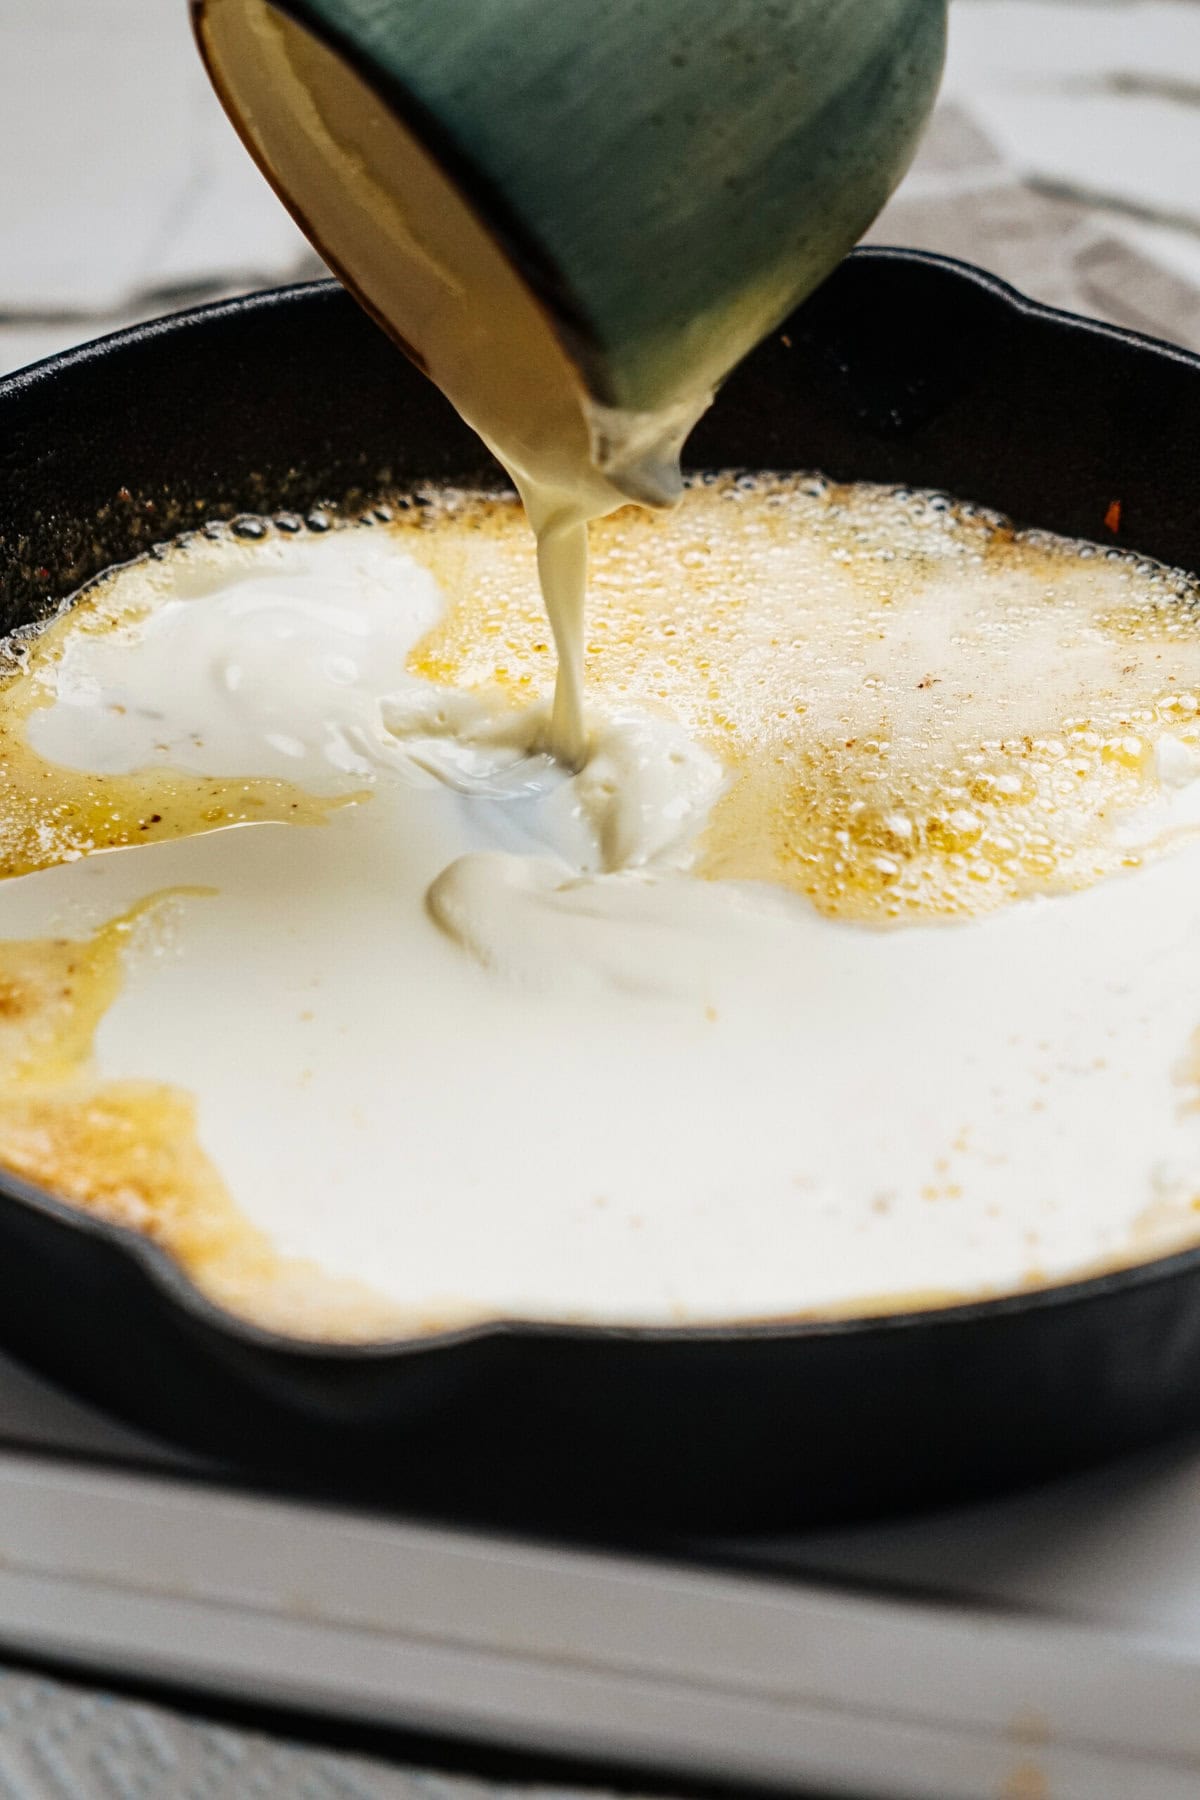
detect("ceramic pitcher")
[194,0,946,459]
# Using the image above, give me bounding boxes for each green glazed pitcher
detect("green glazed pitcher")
[194,0,946,506]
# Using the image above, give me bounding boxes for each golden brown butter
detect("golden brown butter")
[0,567,343,882]
[405,475,1200,921]
[0,896,409,1340]
[5,483,1200,1336]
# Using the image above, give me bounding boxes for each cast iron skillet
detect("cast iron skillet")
[2,246,1200,1537]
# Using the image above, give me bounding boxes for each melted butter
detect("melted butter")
[0,895,166,1084]
[0,892,418,1341]
[0,561,342,881]
[6,501,1200,1337]
[406,475,1200,919]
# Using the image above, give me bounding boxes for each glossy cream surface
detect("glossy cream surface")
[6,479,1200,1337]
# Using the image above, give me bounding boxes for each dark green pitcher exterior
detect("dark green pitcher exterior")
[196,0,946,418]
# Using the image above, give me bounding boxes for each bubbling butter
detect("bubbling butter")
[5,479,1200,1338]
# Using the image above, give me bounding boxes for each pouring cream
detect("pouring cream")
[4,480,1200,1337]
[10,1,1197,1340]
[195,0,720,771]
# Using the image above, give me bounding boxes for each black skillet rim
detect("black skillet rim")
[4,244,1200,1363]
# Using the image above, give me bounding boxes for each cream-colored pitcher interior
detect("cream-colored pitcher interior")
[197,0,711,765]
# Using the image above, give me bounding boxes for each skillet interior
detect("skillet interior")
[2,247,1200,1534]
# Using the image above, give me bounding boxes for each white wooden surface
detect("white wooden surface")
[0,1344,1197,1799]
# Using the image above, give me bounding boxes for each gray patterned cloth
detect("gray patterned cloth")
[0,2,1199,1797]
[0,1669,611,1800]
[866,99,1200,353]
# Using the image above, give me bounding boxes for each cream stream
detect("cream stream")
[196,0,712,770]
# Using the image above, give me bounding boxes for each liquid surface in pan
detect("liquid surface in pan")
[3,474,1200,1340]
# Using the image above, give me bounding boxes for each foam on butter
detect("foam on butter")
[4,479,1200,1337]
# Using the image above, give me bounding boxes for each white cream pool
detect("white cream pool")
[5,479,1200,1337]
